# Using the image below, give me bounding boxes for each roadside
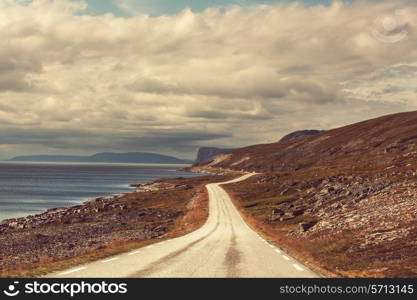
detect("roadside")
[188,166,329,276]
[222,169,417,278]
[224,185,332,278]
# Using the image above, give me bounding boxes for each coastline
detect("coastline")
[0,162,196,222]
[0,172,234,277]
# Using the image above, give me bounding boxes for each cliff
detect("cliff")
[195,147,233,163]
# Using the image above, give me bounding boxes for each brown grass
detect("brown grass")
[223,173,417,278]
[167,188,209,237]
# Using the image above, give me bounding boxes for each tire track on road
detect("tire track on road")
[131,185,223,277]
[220,186,242,277]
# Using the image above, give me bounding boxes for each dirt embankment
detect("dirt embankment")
[0,174,233,277]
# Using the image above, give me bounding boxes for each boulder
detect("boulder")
[299,221,318,232]
[270,208,285,221]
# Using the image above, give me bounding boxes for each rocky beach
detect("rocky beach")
[0,174,232,277]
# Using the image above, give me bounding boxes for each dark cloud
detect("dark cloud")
[0,126,232,158]
[0,1,416,158]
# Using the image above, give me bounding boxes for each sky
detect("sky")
[0,0,416,159]
[81,1,346,17]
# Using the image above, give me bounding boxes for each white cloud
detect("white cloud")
[0,0,416,158]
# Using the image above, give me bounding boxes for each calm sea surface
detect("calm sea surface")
[0,162,198,221]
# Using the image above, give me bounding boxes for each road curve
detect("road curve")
[48,174,318,278]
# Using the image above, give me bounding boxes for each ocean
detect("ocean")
[0,162,198,221]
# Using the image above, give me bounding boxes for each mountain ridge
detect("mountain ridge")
[279,129,325,142]
[7,152,193,164]
[193,110,417,173]
[190,110,417,277]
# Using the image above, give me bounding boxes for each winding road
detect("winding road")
[48,174,318,278]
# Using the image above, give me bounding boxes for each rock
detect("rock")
[299,221,318,232]
[272,208,285,216]
[270,208,285,221]
[292,209,305,217]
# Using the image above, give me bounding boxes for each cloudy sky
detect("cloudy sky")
[0,0,416,159]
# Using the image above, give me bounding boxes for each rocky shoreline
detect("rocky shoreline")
[0,174,232,277]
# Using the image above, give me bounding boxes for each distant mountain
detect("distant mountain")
[279,130,325,142]
[7,152,193,164]
[8,155,87,162]
[195,147,234,163]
